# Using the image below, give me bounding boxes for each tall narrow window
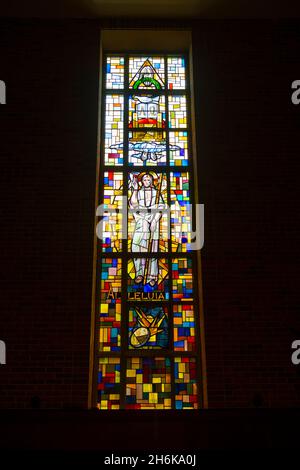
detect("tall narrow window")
[93,54,202,410]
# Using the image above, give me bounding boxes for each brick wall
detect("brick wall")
[193,21,300,407]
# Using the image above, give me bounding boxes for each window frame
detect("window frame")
[89,46,207,410]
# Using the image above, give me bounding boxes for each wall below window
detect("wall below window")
[1,409,300,450]
[0,19,299,411]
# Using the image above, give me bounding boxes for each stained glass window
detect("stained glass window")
[94,54,201,409]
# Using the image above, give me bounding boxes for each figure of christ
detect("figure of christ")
[129,172,166,287]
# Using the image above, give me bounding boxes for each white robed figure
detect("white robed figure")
[129,172,166,287]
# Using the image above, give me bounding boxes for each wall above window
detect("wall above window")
[1,0,299,18]
[101,30,191,53]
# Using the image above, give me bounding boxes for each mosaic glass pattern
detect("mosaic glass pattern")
[172,258,193,301]
[128,258,169,301]
[128,172,168,253]
[170,172,191,252]
[102,172,123,252]
[99,302,121,352]
[167,57,186,90]
[174,357,198,409]
[129,95,166,128]
[129,306,168,349]
[129,57,165,89]
[173,305,196,351]
[168,95,187,128]
[103,172,123,210]
[106,56,124,89]
[128,131,167,166]
[104,95,124,166]
[169,131,189,166]
[97,55,200,410]
[126,357,171,409]
[100,258,122,302]
[97,357,121,410]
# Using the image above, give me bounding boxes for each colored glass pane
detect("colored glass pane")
[127,257,169,301]
[106,56,124,89]
[99,258,122,352]
[102,171,123,252]
[97,358,121,410]
[128,171,168,253]
[104,95,124,166]
[167,57,186,90]
[129,57,165,89]
[129,94,166,128]
[170,172,192,252]
[99,302,121,352]
[168,95,187,128]
[174,357,198,409]
[169,131,189,166]
[100,258,122,302]
[173,304,196,351]
[128,131,167,166]
[172,258,193,301]
[126,357,171,409]
[128,306,168,349]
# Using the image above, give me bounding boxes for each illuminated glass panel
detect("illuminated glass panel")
[169,131,188,166]
[167,57,186,90]
[170,172,191,252]
[103,172,123,210]
[126,357,171,409]
[127,258,169,301]
[174,357,198,409]
[106,56,124,89]
[129,306,168,349]
[128,171,168,253]
[102,172,123,252]
[104,95,124,166]
[168,95,187,128]
[172,258,193,301]
[173,305,196,351]
[97,358,121,409]
[128,131,167,166]
[100,258,122,301]
[99,303,121,352]
[96,54,201,410]
[129,57,165,89]
[129,94,166,128]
